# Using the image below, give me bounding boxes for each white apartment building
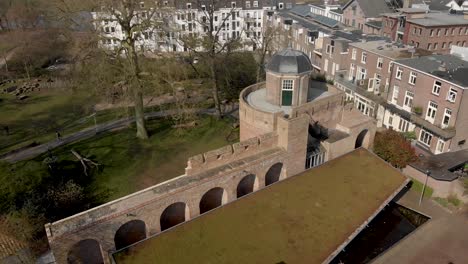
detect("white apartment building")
[93,0,295,53]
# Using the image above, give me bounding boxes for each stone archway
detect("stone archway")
[355,129,369,149]
[114,219,147,250]
[160,202,189,231]
[265,163,283,186]
[237,174,257,198]
[67,239,104,264]
[199,187,226,214]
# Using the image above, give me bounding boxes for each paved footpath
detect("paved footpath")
[2,107,238,163]
[372,190,468,264]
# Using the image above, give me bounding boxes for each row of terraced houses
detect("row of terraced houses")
[92,0,468,156]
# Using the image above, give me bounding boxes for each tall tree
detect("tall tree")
[179,0,242,118]
[245,25,285,82]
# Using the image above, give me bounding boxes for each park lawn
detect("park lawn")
[114,149,408,264]
[0,87,132,156]
[49,116,237,200]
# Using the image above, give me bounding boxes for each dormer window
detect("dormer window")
[231,2,236,8]
[187,3,192,9]
[140,1,145,8]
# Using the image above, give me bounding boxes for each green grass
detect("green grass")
[434,196,462,208]
[114,149,407,264]
[0,87,99,155]
[409,179,433,198]
[66,116,237,200]
[0,116,237,205]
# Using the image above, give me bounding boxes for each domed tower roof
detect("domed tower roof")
[265,48,312,74]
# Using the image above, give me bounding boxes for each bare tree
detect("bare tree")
[91,0,172,139]
[245,24,285,82]
[178,0,242,118]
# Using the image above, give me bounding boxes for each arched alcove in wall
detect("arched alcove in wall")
[160,202,189,231]
[199,187,226,214]
[114,219,147,250]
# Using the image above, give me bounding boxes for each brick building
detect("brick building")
[382,11,468,54]
[383,54,468,154]
[342,0,395,34]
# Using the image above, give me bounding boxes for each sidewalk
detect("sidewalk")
[372,190,468,264]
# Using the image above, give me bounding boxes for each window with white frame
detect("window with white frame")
[361,52,367,63]
[419,129,433,146]
[436,139,445,154]
[426,101,438,123]
[447,88,457,103]
[398,119,410,132]
[282,79,293,90]
[409,71,417,85]
[388,115,393,127]
[231,2,236,8]
[358,67,366,80]
[253,1,258,7]
[396,67,403,80]
[404,91,414,109]
[432,80,441,95]
[187,3,192,8]
[442,108,452,128]
[377,57,383,69]
[392,86,399,104]
[388,62,393,73]
[351,48,356,60]
[246,1,250,8]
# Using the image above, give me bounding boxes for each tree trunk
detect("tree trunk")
[126,39,149,139]
[133,85,148,139]
[210,58,222,118]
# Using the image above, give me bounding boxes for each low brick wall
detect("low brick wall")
[403,165,465,199]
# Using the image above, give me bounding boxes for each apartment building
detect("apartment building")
[382,11,468,54]
[383,54,468,154]
[309,0,343,22]
[93,0,295,52]
[342,0,395,34]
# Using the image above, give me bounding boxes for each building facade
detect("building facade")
[383,54,468,154]
[93,0,295,53]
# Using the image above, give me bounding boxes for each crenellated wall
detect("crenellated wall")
[186,132,278,175]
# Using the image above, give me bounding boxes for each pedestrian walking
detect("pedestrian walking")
[56,130,61,141]
[3,125,9,136]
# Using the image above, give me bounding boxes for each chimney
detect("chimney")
[403,0,413,8]
[438,62,447,72]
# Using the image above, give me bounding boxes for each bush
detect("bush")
[373,130,418,168]
[413,106,423,115]
[402,131,417,140]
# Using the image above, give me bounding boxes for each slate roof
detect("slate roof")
[266,48,313,74]
[278,11,333,34]
[289,5,340,28]
[343,0,393,18]
[396,54,468,87]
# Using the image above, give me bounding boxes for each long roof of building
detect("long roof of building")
[113,149,408,264]
[396,54,468,87]
[407,12,468,26]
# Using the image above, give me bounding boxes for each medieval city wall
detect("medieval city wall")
[46,133,288,264]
